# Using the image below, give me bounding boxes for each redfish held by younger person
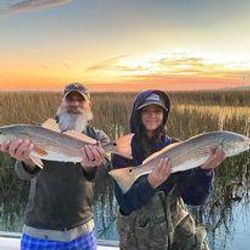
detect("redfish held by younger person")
[109,131,250,194]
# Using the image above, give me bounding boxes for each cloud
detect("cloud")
[86,53,250,84]
[0,0,72,17]
[87,55,160,77]
[86,55,127,71]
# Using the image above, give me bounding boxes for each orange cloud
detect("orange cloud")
[86,53,250,85]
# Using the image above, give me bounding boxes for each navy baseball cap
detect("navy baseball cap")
[137,93,168,112]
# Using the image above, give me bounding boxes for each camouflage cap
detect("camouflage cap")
[63,82,90,100]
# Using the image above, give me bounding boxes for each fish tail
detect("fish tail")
[113,133,133,159]
[109,167,136,194]
[103,133,133,159]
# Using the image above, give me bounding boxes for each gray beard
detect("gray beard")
[56,106,90,132]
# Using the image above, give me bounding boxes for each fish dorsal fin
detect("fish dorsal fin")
[142,142,181,164]
[63,130,97,144]
[42,118,97,144]
[41,118,60,133]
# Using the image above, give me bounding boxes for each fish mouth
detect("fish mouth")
[239,139,250,155]
[245,137,250,147]
[239,134,250,147]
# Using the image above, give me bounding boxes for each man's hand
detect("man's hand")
[201,147,226,170]
[80,142,107,169]
[0,139,33,161]
[147,158,171,189]
[0,139,36,170]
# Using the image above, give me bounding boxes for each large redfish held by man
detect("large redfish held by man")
[0,119,132,168]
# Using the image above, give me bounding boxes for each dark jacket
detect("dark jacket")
[112,90,214,216]
[15,124,110,230]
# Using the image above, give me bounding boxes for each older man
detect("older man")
[0,83,109,250]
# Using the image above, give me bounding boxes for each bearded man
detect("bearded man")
[0,83,109,250]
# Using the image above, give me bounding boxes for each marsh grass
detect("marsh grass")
[0,91,61,125]
[0,90,249,236]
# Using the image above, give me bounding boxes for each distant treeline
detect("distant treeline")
[168,90,250,106]
[93,89,250,106]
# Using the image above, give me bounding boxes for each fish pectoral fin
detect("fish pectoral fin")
[63,130,97,145]
[41,118,61,132]
[104,152,111,161]
[114,133,133,159]
[30,156,44,169]
[33,146,48,156]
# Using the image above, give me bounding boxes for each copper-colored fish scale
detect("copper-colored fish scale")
[142,136,220,173]
[24,128,84,159]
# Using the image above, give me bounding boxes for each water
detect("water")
[0,153,249,249]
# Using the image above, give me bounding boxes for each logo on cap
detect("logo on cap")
[137,92,168,112]
[145,93,161,102]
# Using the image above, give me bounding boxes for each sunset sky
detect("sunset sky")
[1,0,250,91]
